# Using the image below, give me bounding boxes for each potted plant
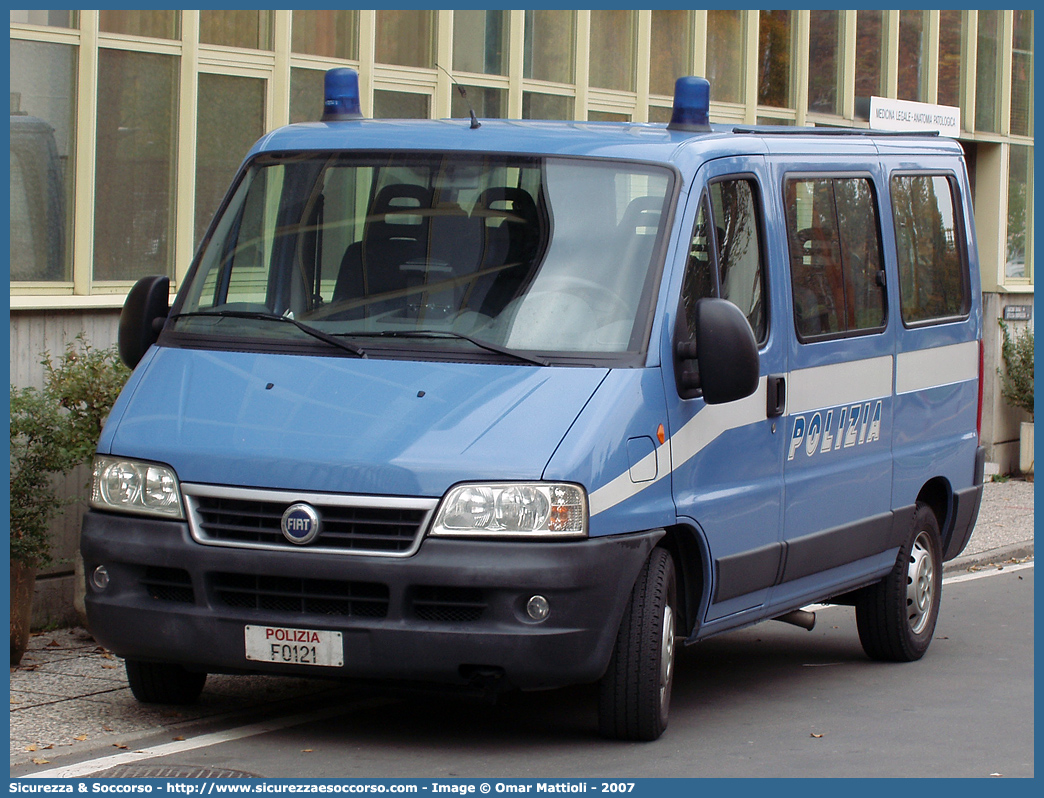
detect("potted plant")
[999,321,1034,474]
[9,335,129,665]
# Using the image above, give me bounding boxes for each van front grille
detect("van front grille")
[183,485,436,557]
[211,573,389,618]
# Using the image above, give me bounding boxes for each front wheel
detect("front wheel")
[125,659,207,705]
[855,502,942,662]
[598,547,677,741]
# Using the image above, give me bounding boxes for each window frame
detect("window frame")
[678,173,771,347]
[889,169,972,329]
[782,171,889,344]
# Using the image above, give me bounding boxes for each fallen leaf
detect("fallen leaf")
[32,758,50,765]
[42,745,53,750]
[25,745,37,752]
[103,726,113,732]
[101,664,118,670]
[811,733,824,739]
[172,736,185,742]
[102,653,114,660]
[302,749,314,753]
[74,735,88,742]
[45,639,61,648]
[113,743,128,750]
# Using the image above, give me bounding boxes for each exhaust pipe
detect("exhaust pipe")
[773,609,816,631]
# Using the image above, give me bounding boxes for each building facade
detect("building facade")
[8,9,1034,622]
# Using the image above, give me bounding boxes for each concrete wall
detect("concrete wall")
[981,291,1034,476]
[9,308,121,628]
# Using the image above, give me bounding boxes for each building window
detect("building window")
[9,10,77,28]
[808,10,843,116]
[650,10,691,97]
[975,10,1003,133]
[291,10,358,61]
[1010,10,1033,138]
[99,10,179,40]
[892,175,969,323]
[93,49,178,283]
[373,90,430,119]
[937,10,964,109]
[522,92,573,120]
[524,10,575,84]
[855,11,885,103]
[786,177,885,339]
[898,10,928,102]
[453,10,508,76]
[290,68,324,124]
[1006,145,1033,280]
[757,10,794,109]
[10,39,76,282]
[200,11,273,51]
[590,10,636,92]
[195,73,266,247]
[375,10,435,69]
[707,11,746,105]
[451,86,505,120]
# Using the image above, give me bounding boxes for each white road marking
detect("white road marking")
[21,698,390,779]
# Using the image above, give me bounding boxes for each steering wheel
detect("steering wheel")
[528,276,632,322]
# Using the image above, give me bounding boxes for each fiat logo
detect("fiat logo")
[281,503,321,545]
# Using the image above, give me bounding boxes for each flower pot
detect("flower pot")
[1020,421,1034,474]
[10,561,37,666]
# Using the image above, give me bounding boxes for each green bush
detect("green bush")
[999,321,1034,420]
[9,334,130,569]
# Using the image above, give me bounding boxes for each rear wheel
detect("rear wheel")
[856,502,942,662]
[125,660,207,705]
[598,547,677,741]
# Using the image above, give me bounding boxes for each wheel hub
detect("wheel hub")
[906,530,935,634]
[660,604,675,708]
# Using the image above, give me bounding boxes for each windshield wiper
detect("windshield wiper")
[171,311,367,358]
[343,330,549,367]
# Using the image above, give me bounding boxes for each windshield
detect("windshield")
[173,152,674,362]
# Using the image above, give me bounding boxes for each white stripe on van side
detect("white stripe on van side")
[589,377,767,517]
[786,355,894,414]
[895,340,978,394]
[589,345,970,519]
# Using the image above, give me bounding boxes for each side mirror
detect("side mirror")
[675,297,759,404]
[118,275,170,369]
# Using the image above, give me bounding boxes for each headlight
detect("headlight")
[429,483,587,538]
[91,456,184,519]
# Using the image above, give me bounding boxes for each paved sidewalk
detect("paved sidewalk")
[10,478,1033,771]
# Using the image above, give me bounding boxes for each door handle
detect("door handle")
[767,374,786,418]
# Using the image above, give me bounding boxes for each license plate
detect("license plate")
[244,625,343,667]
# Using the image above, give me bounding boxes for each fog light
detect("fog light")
[526,595,550,622]
[91,566,110,591]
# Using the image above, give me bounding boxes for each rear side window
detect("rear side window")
[785,176,885,340]
[891,174,969,324]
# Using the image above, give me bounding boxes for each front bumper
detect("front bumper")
[81,510,661,691]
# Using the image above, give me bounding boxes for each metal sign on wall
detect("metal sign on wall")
[1003,305,1032,322]
[869,97,961,138]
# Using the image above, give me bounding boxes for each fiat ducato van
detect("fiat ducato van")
[82,72,985,741]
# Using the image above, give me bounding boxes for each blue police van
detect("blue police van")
[82,72,984,741]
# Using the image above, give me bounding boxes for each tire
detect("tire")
[125,659,207,705]
[855,502,942,662]
[598,547,677,741]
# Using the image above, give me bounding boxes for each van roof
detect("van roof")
[250,118,966,167]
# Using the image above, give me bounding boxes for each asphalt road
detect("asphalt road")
[19,564,1033,780]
